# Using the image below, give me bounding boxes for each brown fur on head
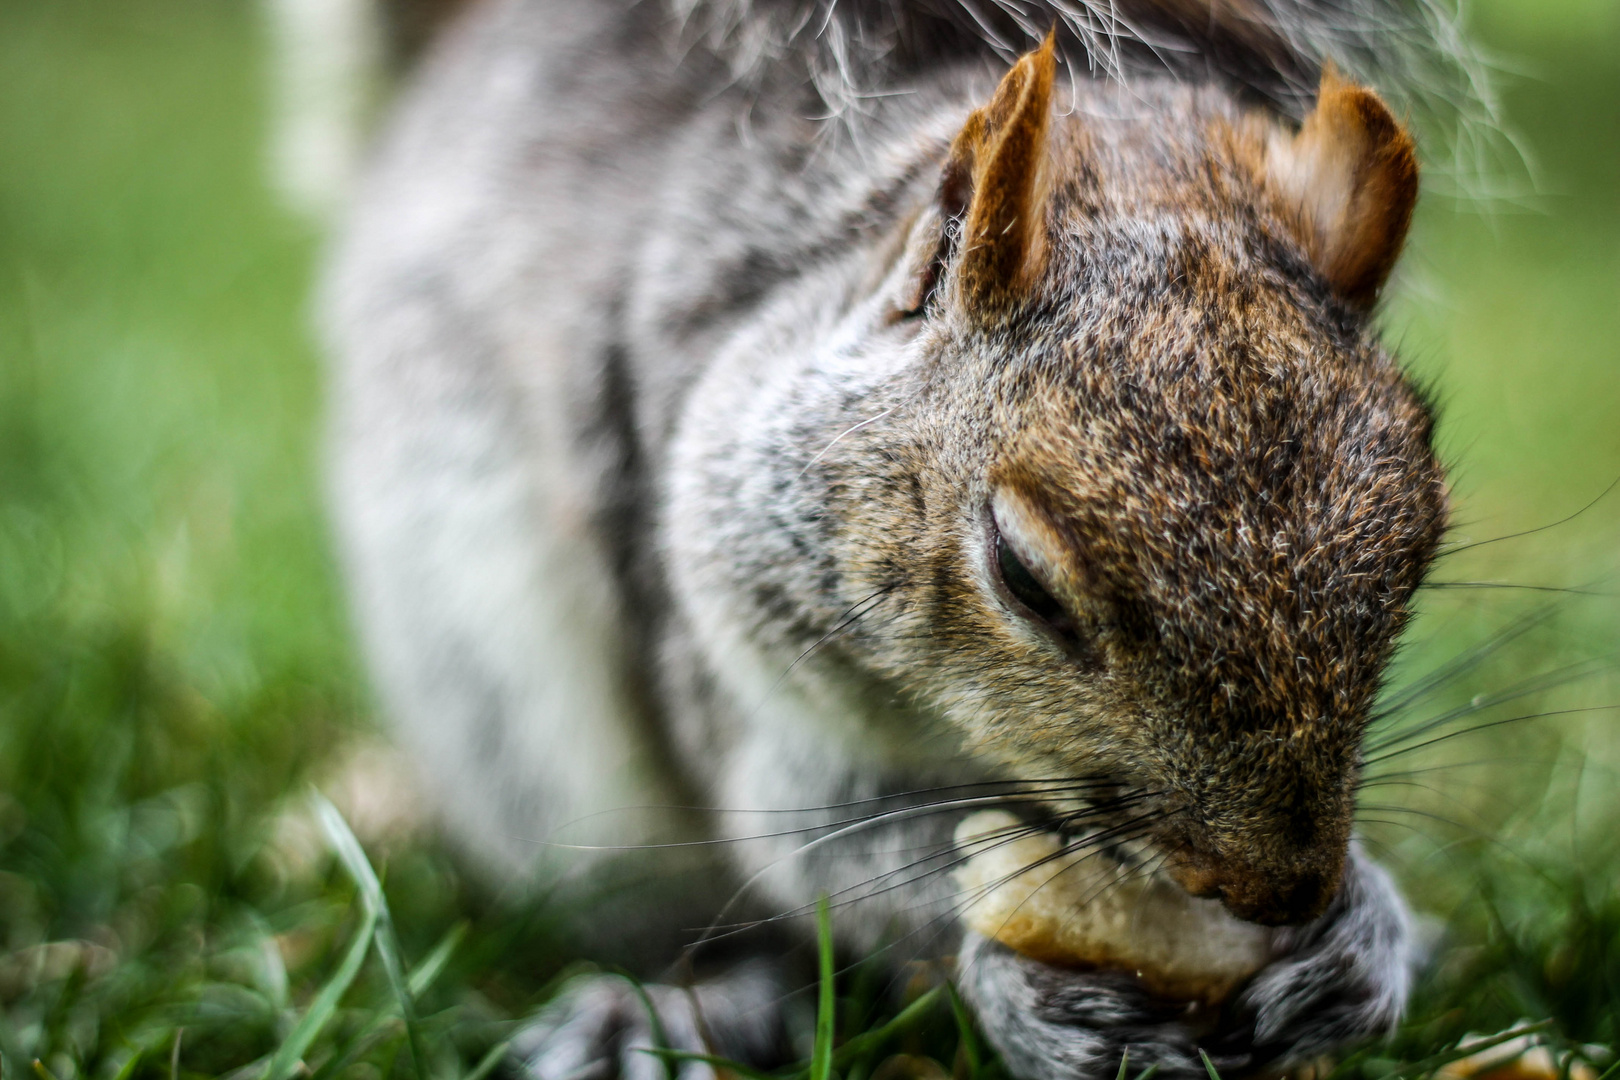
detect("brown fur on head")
[844,46,1444,925]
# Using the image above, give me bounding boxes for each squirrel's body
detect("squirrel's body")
[325,1,1454,1075]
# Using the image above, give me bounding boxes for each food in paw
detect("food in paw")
[953,810,1274,1004]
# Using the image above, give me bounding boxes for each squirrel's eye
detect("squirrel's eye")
[995,532,1069,626]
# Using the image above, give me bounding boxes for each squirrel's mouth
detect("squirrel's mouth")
[978,783,1344,926]
[952,808,1278,1006]
[1153,820,1349,926]
[996,771,1353,926]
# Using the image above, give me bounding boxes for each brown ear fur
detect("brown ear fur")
[944,30,1058,310]
[1265,66,1419,307]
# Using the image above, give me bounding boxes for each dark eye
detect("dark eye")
[995,532,1070,627]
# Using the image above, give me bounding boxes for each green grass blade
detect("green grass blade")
[314,794,429,1080]
[830,988,943,1068]
[306,1018,406,1080]
[304,919,465,1080]
[1200,1049,1221,1080]
[1135,1064,1160,1080]
[110,1050,145,1080]
[945,981,982,1079]
[811,896,837,1080]
[638,1048,784,1080]
[463,1041,512,1080]
[1388,1021,1556,1080]
[407,921,468,999]
[1115,1049,1131,1080]
[617,971,675,1080]
[264,896,378,1080]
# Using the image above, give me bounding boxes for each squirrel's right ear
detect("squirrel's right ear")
[902,31,1057,318]
[1263,66,1419,308]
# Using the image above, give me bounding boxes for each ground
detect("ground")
[0,1,1618,1078]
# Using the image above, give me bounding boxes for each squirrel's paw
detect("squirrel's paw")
[514,963,786,1080]
[958,848,1414,1080]
[958,931,1217,1080]
[1210,847,1414,1067]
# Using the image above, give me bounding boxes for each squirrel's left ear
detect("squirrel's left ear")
[1263,65,1419,308]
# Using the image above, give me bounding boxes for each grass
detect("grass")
[0,0,1617,1078]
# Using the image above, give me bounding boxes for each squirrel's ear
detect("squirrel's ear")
[1264,65,1418,307]
[934,30,1057,312]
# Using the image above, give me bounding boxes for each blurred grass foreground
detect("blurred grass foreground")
[1,1,1619,1078]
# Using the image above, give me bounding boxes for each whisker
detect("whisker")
[1433,473,1620,560]
[718,812,1171,1017]
[1423,581,1609,597]
[514,776,1125,851]
[683,787,1141,949]
[876,816,1170,964]
[708,796,1160,933]
[1360,756,1534,784]
[942,814,1168,926]
[1367,655,1611,752]
[744,585,896,717]
[947,816,1170,984]
[1352,809,1540,865]
[686,805,1164,955]
[794,406,897,481]
[864,801,1167,917]
[1371,600,1565,723]
[1354,832,1399,862]
[1355,802,1486,830]
[1365,704,1618,765]
[789,789,1162,868]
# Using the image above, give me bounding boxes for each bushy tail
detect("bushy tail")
[673,0,1522,201]
[261,0,466,219]
[264,0,1520,217]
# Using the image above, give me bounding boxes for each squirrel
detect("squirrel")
[320,0,1468,1076]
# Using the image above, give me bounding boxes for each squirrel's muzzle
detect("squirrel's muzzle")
[1189,858,1341,926]
[1165,814,1351,926]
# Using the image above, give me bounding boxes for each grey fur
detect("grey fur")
[516,961,790,1080]
[324,1,1444,1077]
[668,0,1518,198]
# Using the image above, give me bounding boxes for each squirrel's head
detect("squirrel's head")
[831,37,1446,926]
[666,36,1447,927]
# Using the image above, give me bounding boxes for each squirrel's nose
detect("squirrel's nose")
[1169,847,1344,926]
[1211,866,1336,926]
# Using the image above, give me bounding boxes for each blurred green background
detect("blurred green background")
[0,0,1616,1077]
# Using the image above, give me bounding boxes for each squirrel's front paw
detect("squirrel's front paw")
[957,848,1414,1080]
[958,931,1217,1080]
[1207,848,1414,1068]
[514,963,786,1080]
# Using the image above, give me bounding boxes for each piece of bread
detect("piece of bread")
[953,811,1274,1005]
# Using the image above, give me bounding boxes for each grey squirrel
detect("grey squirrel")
[320,0,1468,1075]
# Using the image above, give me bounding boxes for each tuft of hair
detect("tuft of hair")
[666,0,1526,203]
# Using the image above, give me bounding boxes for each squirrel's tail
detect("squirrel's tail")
[262,0,465,220]
[263,0,1517,218]
[679,0,1518,200]
[677,0,1463,107]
